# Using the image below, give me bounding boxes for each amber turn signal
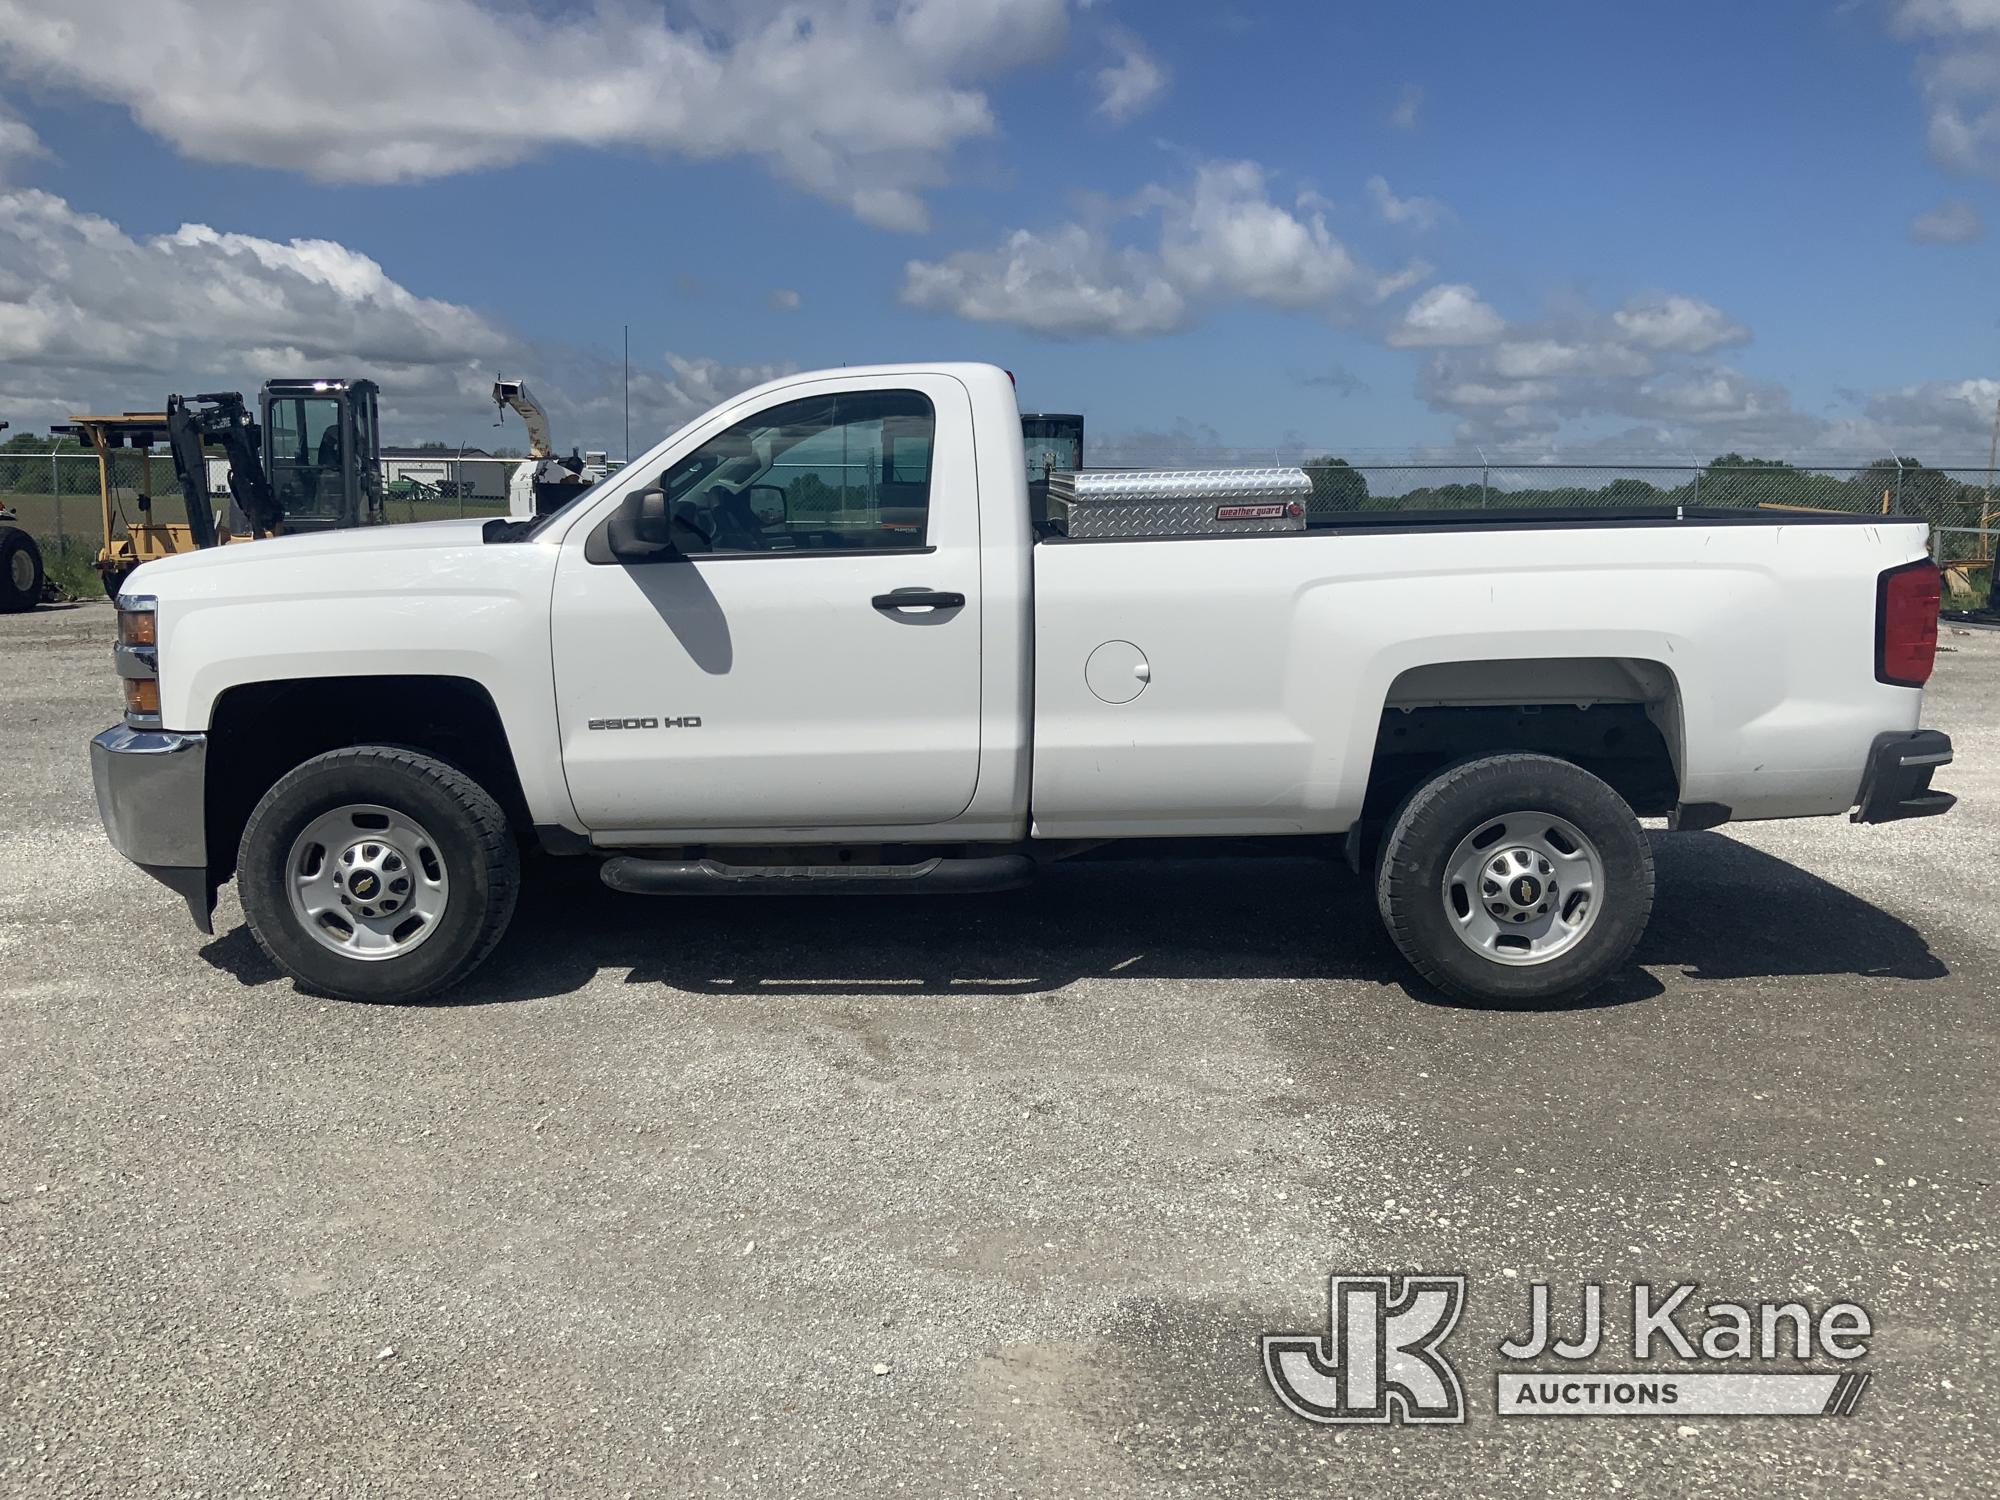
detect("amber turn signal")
[123,678,160,717]
[118,609,157,647]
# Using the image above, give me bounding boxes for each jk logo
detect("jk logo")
[1263,1275,1467,1425]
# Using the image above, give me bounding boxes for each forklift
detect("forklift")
[56,378,384,596]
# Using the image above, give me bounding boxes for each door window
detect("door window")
[656,390,934,553]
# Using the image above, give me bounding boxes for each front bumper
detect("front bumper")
[90,724,216,931]
[1851,729,1956,824]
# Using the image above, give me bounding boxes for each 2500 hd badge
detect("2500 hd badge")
[586,715,703,730]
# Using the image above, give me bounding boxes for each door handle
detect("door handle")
[872,589,965,611]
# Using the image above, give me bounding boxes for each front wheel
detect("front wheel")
[1375,754,1654,1005]
[238,747,520,1002]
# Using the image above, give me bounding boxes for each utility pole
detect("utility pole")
[623,324,631,465]
[1984,394,1998,524]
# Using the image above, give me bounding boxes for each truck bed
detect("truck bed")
[1028,508,1932,837]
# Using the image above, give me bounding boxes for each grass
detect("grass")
[1,491,99,539]
[40,535,103,599]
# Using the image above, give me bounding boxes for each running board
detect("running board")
[599,853,1036,896]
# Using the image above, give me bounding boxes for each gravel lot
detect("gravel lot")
[4,600,1995,1498]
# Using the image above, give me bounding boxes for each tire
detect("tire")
[101,565,133,600]
[0,526,43,612]
[1374,754,1653,1006]
[238,747,520,1002]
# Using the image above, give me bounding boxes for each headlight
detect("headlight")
[117,604,157,647]
[115,594,161,726]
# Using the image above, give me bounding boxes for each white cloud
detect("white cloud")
[767,288,803,312]
[1437,378,1559,408]
[0,0,1075,230]
[1909,197,1987,242]
[0,187,507,376]
[1892,0,2000,180]
[1161,161,1368,307]
[1861,376,2000,447]
[1366,174,1450,231]
[1400,283,1798,449]
[0,105,39,181]
[1633,367,1787,422]
[901,224,1186,337]
[1093,25,1169,123]
[1895,0,2000,34]
[1609,294,1748,354]
[1387,284,1506,347]
[0,185,784,447]
[901,159,1406,336]
[1388,82,1425,130]
[1489,338,1651,380]
[1371,259,1434,302]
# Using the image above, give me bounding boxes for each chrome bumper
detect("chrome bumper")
[90,724,216,932]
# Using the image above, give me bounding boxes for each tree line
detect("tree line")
[1299,453,1995,525]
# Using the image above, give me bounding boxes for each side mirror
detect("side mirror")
[605,488,679,563]
[745,483,790,527]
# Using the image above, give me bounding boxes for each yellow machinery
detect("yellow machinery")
[55,412,211,598]
[57,377,384,597]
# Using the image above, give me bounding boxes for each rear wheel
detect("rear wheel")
[0,526,43,611]
[238,747,519,1002]
[1375,754,1653,1005]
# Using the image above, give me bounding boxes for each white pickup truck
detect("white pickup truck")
[92,362,1955,1006]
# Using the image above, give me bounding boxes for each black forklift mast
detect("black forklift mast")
[165,391,282,543]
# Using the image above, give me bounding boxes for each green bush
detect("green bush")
[41,535,102,599]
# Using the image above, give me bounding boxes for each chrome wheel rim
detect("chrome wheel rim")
[9,548,33,592]
[1442,811,1604,966]
[285,803,449,961]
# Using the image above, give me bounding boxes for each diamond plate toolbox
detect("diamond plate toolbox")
[1046,468,1312,538]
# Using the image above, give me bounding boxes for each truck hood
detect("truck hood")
[128,518,500,586]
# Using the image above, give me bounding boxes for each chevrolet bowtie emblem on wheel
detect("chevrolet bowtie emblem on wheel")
[1263,1275,1467,1425]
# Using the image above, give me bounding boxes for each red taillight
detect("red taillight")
[1876,560,1941,687]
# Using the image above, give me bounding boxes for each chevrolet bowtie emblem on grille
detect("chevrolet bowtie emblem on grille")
[1264,1275,1467,1425]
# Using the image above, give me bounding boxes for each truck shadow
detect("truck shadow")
[196,831,1947,1010]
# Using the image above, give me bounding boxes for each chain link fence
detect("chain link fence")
[5,450,1995,602]
[0,452,529,544]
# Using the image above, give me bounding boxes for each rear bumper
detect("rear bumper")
[1851,729,1956,824]
[90,724,216,932]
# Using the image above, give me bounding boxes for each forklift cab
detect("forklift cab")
[260,378,384,531]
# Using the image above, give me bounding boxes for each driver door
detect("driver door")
[549,374,984,834]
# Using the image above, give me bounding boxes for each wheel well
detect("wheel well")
[1364,657,1683,828]
[204,676,530,883]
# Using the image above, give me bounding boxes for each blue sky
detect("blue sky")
[0,0,1995,459]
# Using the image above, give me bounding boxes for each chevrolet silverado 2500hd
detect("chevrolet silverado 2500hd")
[91,363,1955,1005]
